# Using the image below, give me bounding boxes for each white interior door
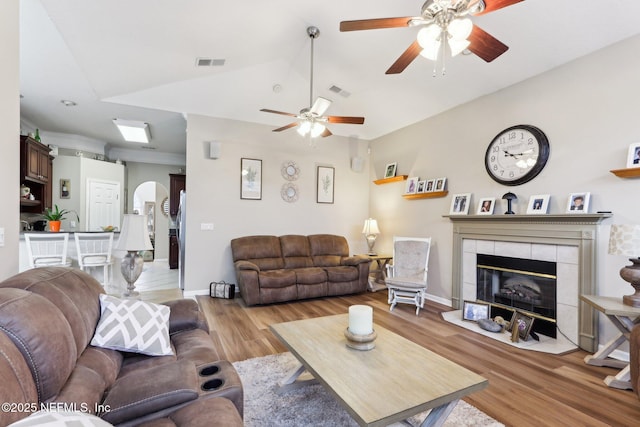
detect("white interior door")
[87,179,121,231]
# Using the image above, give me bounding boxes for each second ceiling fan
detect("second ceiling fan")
[340,0,524,74]
[261,26,364,138]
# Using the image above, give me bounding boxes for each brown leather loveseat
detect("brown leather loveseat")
[231,234,370,306]
[0,267,243,427]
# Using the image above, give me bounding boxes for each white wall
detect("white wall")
[183,115,370,294]
[369,34,640,346]
[0,2,19,280]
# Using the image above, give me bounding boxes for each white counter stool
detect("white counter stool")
[24,233,72,268]
[74,232,114,286]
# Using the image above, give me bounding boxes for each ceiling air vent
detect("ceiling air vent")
[141,146,156,150]
[195,57,226,67]
[329,85,351,98]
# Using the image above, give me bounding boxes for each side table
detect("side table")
[580,294,640,389]
[359,254,392,292]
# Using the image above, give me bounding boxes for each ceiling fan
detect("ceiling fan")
[261,26,365,138]
[340,0,523,74]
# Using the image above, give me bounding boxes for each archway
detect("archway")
[132,181,170,262]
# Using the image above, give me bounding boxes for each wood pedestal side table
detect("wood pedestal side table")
[360,254,392,292]
[580,294,640,389]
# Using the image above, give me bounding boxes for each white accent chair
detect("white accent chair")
[385,236,431,315]
[24,233,72,268]
[74,232,114,286]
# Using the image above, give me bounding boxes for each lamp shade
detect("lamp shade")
[608,224,640,256]
[116,214,153,251]
[362,218,380,235]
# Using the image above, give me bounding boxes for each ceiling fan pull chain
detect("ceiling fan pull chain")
[440,35,447,76]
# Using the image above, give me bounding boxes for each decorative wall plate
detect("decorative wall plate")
[281,182,299,203]
[281,161,300,181]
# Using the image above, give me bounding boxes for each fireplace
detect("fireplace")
[447,213,611,352]
[476,254,557,338]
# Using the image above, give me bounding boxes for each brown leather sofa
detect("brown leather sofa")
[231,234,370,306]
[631,324,640,396]
[0,267,243,427]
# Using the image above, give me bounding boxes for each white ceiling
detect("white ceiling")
[19,0,640,159]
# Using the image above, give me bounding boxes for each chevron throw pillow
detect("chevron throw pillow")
[91,294,173,356]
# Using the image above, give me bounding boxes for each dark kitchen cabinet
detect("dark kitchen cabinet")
[169,234,179,269]
[169,173,185,217]
[20,136,53,213]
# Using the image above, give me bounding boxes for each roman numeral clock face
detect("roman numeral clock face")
[485,125,550,186]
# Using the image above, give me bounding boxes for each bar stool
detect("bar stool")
[24,233,72,268]
[74,232,114,286]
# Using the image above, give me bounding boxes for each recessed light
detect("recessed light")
[60,99,77,107]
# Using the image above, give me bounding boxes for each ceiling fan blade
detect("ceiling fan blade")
[386,40,422,74]
[326,116,365,125]
[310,97,332,116]
[260,108,297,117]
[272,122,298,132]
[467,25,509,62]
[320,128,333,138]
[475,0,524,16]
[340,17,414,32]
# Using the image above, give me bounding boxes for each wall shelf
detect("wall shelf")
[373,175,408,185]
[402,190,448,200]
[610,167,640,178]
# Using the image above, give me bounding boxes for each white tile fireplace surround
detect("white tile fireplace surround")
[447,214,611,353]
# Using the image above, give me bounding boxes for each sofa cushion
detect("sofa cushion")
[308,234,349,267]
[8,411,113,426]
[231,236,284,270]
[325,266,359,282]
[280,235,313,269]
[258,270,296,288]
[0,331,38,426]
[295,267,327,284]
[91,295,172,356]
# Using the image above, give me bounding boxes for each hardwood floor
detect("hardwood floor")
[196,291,640,427]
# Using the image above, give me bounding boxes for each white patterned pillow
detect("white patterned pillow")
[91,294,173,356]
[9,411,113,426]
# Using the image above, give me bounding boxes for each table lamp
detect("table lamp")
[608,224,640,307]
[362,218,380,255]
[116,214,153,298]
[502,192,517,215]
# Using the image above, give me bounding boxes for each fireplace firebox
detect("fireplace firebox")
[477,254,557,338]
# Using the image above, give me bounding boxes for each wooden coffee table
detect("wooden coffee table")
[270,314,488,427]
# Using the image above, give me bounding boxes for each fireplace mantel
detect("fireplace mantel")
[446,213,612,352]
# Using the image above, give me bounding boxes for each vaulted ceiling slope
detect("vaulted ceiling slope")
[19,0,640,157]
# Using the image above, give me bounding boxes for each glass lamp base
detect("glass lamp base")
[121,251,144,298]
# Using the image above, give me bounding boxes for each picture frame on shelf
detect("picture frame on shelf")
[449,193,471,215]
[316,166,335,204]
[509,312,535,340]
[462,300,490,322]
[476,197,495,215]
[425,179,435,192]
[435,177,447,192]
[417,180,426,193]
[384,162,398,178]
[405,177,419,194]
[566,192,590,213]
[627,143,640,168]
[526,194,550,214]
[240,158,262,200]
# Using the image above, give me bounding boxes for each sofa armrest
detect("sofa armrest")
[630,324,640,395]
[341,255,371,266]
[234,260,259,271]
[163,299,209,335]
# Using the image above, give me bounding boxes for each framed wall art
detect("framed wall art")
[476,197,495,215]
[317,166,334,204]
[384,162,397,178]
[462,300,490,322]
[566,192,590,213]
[526,194,550,214]
[60,179,70,199]
[627,143,640,168]
[449,193,471,215]
[240,158,262,200]
[405,177,419,194]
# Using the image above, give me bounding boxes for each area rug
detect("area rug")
[233,352,503,427]
[442,310,577,354]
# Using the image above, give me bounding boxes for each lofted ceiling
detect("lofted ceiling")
[19,0,640,160]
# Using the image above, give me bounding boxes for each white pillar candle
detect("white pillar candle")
[348,305,373,335]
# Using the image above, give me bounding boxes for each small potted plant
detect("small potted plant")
[43,205,78,232]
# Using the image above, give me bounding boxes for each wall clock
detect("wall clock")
[485,124,550,186]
